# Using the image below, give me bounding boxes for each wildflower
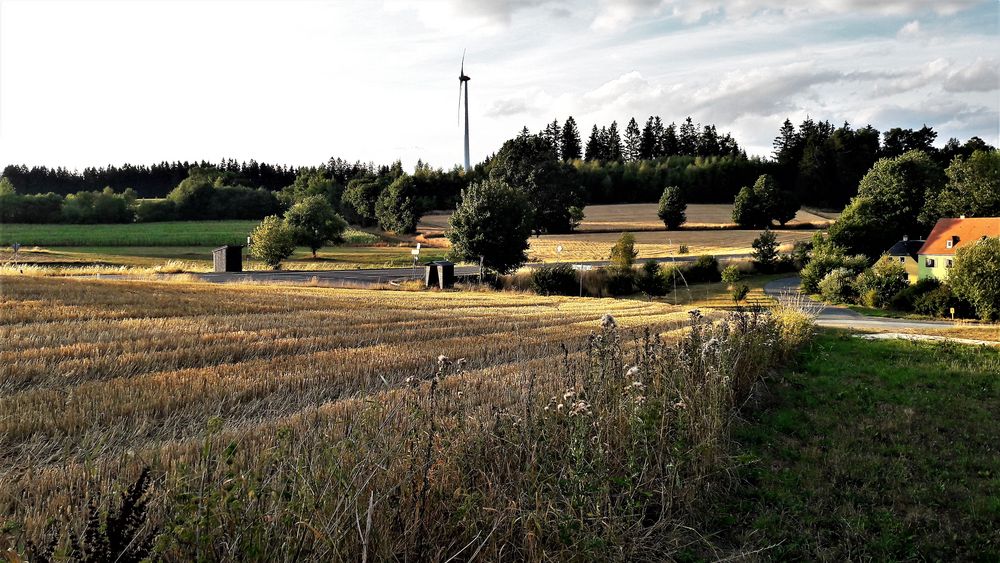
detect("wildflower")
[563,389,576,400]
[437,355,451,366]
[674,400,686,410]
[569,400,591,417]
[456,358,467,368]
[600,314,617,329]
[625,365,640,378]
[634,395,646,406]
[557,403,565,412]
[688,309,702,320]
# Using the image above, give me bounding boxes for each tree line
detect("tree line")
[1,160,298,198]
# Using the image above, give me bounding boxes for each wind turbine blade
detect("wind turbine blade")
[461,48,466,75]
[457,82,463,125]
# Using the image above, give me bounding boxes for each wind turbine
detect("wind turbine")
[458,50,471,172]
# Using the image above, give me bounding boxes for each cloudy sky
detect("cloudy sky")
[1,0,997,171]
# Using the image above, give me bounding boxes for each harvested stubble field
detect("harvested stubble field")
[417,203,836,238]
[526,228,815,262]
[0,277,804,560]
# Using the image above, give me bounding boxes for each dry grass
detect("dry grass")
[1,275,811,560]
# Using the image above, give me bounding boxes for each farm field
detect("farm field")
[1,220,384,247]
[526,228,815,262]
[713,331,1000,560]
[417,203,837,236]
[2,245,449,273]
[1,275,710,559]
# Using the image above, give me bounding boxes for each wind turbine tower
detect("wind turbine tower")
[458,51,471,172]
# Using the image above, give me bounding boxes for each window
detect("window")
[926,258,935,267]
[899,257,905,264]
[946,239,953,249]
[947,259,953,268]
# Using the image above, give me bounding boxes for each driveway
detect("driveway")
[764,277,963,330]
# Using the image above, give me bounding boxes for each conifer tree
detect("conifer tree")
[640,117,658,160]
[623,118,641,162]
[606,121,623,162]
[584,125,602,161]
[560,116,583,161]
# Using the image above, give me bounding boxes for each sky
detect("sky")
[0,0,997,172]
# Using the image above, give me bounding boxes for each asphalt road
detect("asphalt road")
[763,277,963,330]
[183,254,752,286]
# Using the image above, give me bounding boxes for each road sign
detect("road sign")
[572,264,593,271]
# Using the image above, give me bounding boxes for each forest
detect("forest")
[1,117,993,226]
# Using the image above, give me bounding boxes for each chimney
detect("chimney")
[902,235,908,241]
[960,214,966,219]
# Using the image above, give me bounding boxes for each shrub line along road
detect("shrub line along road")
[168,254,755,286]
[763,277,967,330]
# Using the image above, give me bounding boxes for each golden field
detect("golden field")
[526,228,816,262]
[0,276,687,558]
[418,203,836,236]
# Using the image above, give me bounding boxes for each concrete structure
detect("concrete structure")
[424,260,456,289]
[212,245,243,273]
[885,236,924,284]
[916,217,1000,281]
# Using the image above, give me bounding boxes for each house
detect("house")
[916,217,1000,281]
[885,236,924,283]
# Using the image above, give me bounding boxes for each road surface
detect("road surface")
[763,277,963,330]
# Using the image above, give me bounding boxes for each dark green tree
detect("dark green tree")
[922,149,999,223]
[623,118,641,162]
[606,121,623,162]
[585,125,603,162]
[488,134,584,234]
[447,178,533,274]
[751,229,780,273]
[375,174,422,234]
[657,186,686,229]
[341,177,385,227]
[561,116,583,161]
[829,150,946,258]
[639,117,658,160]
[950,236,1000,321]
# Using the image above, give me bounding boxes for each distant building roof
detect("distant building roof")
[887,239,924,259]
[917,217,1000,256]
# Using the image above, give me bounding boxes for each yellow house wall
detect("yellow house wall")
[918,254,954,281]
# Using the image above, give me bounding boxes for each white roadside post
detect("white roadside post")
[411,243,421,279]
[571,264,593,297]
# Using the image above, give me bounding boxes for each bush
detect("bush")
[889,278,940,311]
[531,264,578,296]
[636,260,669,297]
[913,285,958,317]
[721,264,742,286]
[61,188,134,224]
[133,199,177,222]
[949,236,1000,321]
[0,191,64,223]
[609,232,638,269]
[751,229,779,273]
[657,186,686,230]
[605,267,636,296]
[248,215,296,269]
[678,244,689,255]
[681,255,721,283]
[818,267,857,304]
[800,238,868,294]
[855,258,909,308]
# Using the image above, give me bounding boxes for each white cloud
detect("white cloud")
[897,20,921,39]
[592,0,987,29]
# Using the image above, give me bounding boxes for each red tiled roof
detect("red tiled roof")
[917,217,1000,256]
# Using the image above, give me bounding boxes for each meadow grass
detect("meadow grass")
[0,221,379,247]
[0,275,811,561]
[712,330,1000,560]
